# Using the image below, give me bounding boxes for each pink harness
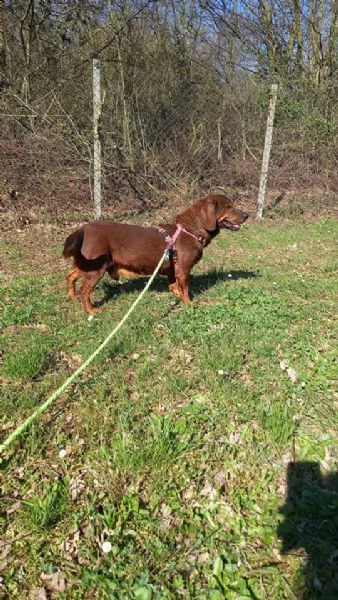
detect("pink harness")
[157,223,204,259]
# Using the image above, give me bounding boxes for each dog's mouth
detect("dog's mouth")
[219,220,241,231]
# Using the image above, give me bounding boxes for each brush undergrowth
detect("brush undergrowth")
[0,217,337,599]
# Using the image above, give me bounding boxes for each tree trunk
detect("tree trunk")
[325,0,338,79]
[309,0,325,85]
[293,0,304,75]
[0,0,9,88]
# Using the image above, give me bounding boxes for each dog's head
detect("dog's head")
[198,194,249,233]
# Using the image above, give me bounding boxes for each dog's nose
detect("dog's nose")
[243,212,249,220]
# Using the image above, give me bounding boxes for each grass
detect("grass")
[2,330,52,381]
[0,216,337,599]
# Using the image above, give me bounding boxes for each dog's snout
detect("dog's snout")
[242,211,249,221]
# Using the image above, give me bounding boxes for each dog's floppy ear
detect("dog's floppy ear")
[81,224,108,260]
[200,198,217,231]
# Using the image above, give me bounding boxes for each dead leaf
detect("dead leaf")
[200,481,217,501]
[183,486,195,502]
[30,589,47,600]
[0,544,11,571]
[69,475,86,500]
[159,503,172,531]
[213,470,228,491]
[287,367,298,383]
[41,572,65,594]
[58,351,82,371]
[178,349,193,364]
[272,547,282,560]
[197,551,210,564]
[6,501,21,515]
[61,528,80,560]
[227,432,241,445]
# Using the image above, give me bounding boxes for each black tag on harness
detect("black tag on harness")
[165,248,177,261]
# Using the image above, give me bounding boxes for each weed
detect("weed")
[23,478,69,530]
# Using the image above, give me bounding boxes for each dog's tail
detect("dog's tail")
[62,228,84,259]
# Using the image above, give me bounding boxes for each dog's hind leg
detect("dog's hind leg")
[79,267,107,315]
[66,265,82,301]
[107,265,123,284]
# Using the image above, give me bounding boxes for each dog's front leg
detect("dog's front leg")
[174,263,191,304]
[167,265,181,300]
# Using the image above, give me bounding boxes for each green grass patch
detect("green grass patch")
[2,330,52,381]
[0,217,337,599]
[23,478,69,530]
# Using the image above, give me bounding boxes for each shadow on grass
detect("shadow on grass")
[100,269,258,307]
[278,461,338,599]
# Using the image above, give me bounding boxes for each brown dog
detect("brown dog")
[63,194,248,315]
